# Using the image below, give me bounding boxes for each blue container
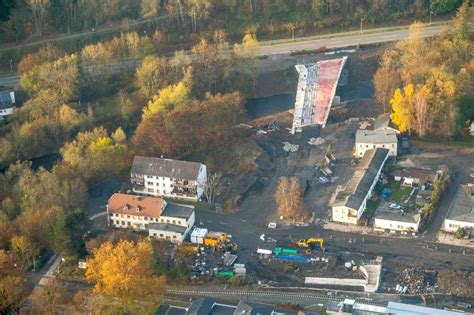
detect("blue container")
[273,254,310,263]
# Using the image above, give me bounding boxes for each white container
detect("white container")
[267,222,277,229]
[190,228,208,244]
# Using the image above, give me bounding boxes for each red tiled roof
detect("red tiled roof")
[107,193,164,218]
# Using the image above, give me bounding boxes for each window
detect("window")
[147,181,153,185]
[147,188,154,193]
[163,183,165,187]
[127,215,130,219]
[121,221,125,225]
[160,218,164,223]
[127,222,131,226]
[172,220,176,224]
[167,220,170,223]
[366,145,368,148]
[173,235,176,239]
[153,233,157,236]
[157,189,160,194]
[160,234,164,237]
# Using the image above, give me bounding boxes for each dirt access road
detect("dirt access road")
[196,111,474,288]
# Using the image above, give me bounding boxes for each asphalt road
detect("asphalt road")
[259,25,445,55]
[0,25,446,88]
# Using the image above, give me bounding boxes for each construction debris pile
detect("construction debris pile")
[397,267,438,294]
[256,121,280,134]
[308,137,325,146]
[359,121,371,130]
[283,142,299,152]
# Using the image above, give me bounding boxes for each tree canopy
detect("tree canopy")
[85,240,166,300]
[373,2,473,137]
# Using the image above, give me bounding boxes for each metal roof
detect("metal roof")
[0,91,14,110]
[386,301,466,315]
[375,210,420,224]
[147,223,187,234]
[356,129,397,145]
[334,148,390,210]
[161,203,194,219]
[445,184,474,224]
[131,156,203,180]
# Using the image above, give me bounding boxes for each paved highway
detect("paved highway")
[0,25,447,88]
[259,25,445,55]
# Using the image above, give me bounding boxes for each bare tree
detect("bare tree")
[205,172,222,205]
[28,0,50,38]
[36,279,68,315]
[274,176,308,220]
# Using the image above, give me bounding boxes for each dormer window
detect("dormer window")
[123,203,129,211]
[136,205,142,212]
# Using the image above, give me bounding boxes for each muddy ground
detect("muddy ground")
[202,44,474,299]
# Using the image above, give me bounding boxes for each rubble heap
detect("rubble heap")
[397,267,438,294]
[283,142,299,152]
[308,137,325,146]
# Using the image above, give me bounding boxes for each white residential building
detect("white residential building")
[0,91,15,117]
[107,193,195,242]
[443,184,474,233]
[332,148,390,224]
[355,129,398,157]
[374,210,421,234]
[131,156,207,201]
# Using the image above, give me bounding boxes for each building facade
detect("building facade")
[0,91,15,117]
[355,129,397,157]
[131,156,207,201]
[443,184,474,233]
[107,193,195,242]
[374,211,420,234]
[332,148,390,224]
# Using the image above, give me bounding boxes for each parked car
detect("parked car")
[389,203,402,209]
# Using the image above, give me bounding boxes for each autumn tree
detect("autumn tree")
[140,0,160,18]
[11,235,39,270]
[373,67,401,112]
[20,54,80,102]
[17,43,64,75]
[50,209,90,258]
[135,56,172,99]
[0,250,26,314]
[133,92,243,158]
[60,127,127,183]
[85,240,166,300]
[274,177,308,221]
[142,81,190,119]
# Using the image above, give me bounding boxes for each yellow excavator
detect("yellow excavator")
[296,237,324,250]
